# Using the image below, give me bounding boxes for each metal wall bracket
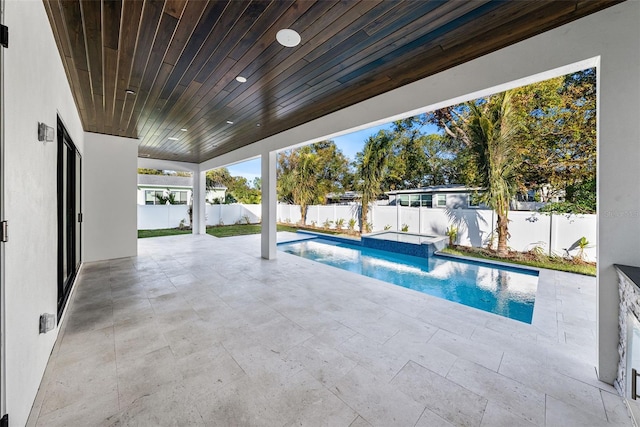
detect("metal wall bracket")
[0,25,7,48]
[632,368,640,399]
[0,221,6,243]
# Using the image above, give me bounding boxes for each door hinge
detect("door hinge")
[0,414,8,427]
[78,213,83,223]
[0,25,8,48]
[0,221,7,243]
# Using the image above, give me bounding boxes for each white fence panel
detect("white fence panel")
[205,204,219,226]
[552,214,597,261]
[507,211,552,253]
[417,209,449,236]
[138,205,189,230]
[239,204,261,223]
[436,209,494,247]
[205,204,261,226]
[277,204,302,224]
[168,205,190,228]
[315,205,338,227]
[373,206,398,231]
[398,207,420,233]
[331,205,358,230]
[222,205,241,225]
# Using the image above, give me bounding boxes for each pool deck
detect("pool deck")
[27,232,632,426]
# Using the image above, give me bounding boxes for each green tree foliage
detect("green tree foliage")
[155,189,177,205]
[137,168,191,177]
[431,68,596,214]
[539,178,596,214]
[138,168,191,177]
[355,131,394,232]
[205,168,261,204]
[381,116,459,190]
[138,168,164,175]
[510,69,596,209]
[277,141,350,224]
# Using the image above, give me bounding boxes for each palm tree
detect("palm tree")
[356,131,394,233]
[279,150,318,225]
[444,92,520,255]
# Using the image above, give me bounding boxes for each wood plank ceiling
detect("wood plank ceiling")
[44,0,621,164]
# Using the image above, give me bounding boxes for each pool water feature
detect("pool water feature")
[278,238,538,323]
[363,231,447,257]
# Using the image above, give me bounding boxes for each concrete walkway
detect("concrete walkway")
[27,233,632,426]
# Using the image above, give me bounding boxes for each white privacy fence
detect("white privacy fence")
[206,204,261,226]
[137,204,262,230]
[281,204,597,261]
[138,204,192,230]
[138,203,597,260]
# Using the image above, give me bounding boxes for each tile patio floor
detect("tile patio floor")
[27,233,633,426]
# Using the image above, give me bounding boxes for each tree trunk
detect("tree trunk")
[300,204,307,226]
[360,203,369,233]
[496,210,509,256]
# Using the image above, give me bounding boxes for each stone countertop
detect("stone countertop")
[616,264,640,288]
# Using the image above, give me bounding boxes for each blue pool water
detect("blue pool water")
[278,238,538,323]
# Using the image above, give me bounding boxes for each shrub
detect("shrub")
[446,226,458,247]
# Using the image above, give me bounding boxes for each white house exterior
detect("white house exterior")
[386,185,485,209]
[136,174,226,205]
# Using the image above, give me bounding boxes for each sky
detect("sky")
[227,123,393,181]
[226,120,441,182]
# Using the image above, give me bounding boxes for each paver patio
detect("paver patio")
[26,233,632,426]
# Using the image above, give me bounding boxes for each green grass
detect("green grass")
[440,246,596,276]
[138,228,192,238]
[275,224,348,236]
[140,224,357,239]
[206,223,352,238]
[206,224,263,237]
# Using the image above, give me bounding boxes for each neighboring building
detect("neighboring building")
[137,174,226,205]
[325,191,361,205]
[386,184,565,211]
[386,185,485,209]
[516,184,565,204]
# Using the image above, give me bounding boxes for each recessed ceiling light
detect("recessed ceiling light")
[168,137,179,141]
[180,128,187,132]
[226,120,234,124]
[125,89,136,95]
[256,123,261,127]
[139,154,151,158]
[276,29,301,47]
[236,76,247,83]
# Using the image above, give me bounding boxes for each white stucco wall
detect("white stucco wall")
[83,133,137,262]
[3,1,85,425]
[201,2,640,383]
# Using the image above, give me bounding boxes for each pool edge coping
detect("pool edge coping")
[434,250,540,274]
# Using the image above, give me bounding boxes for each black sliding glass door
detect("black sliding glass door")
[57,117,81,319]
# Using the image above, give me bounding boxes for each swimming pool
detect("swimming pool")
[278,238,538,323]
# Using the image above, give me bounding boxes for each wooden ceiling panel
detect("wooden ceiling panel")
[43,0,622,163]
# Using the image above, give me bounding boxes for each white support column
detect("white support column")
[261,150,277,259]
[192,170,206,235]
